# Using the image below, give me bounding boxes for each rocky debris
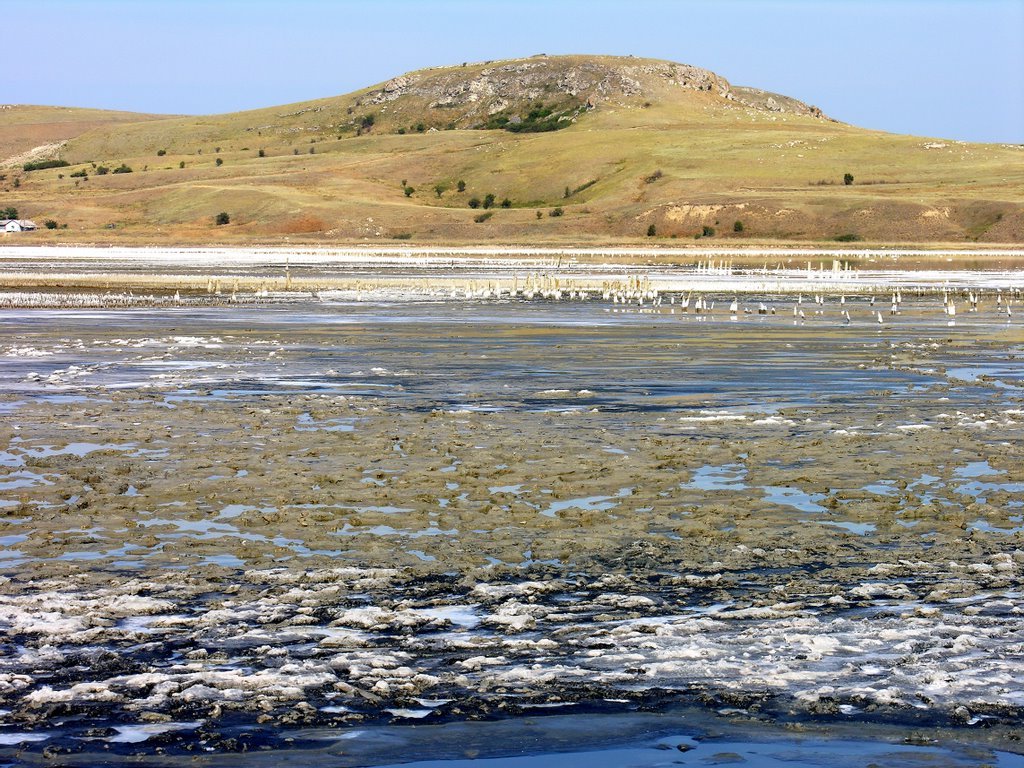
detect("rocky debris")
[728,86,829,119]
[360,56,824,125]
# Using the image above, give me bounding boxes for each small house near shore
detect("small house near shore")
[1,219,36,232]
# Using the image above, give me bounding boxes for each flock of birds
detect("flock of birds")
[0,276,1020,325]
[449,275,1021,325]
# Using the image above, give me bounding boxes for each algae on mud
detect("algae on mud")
[0,288,1022,762]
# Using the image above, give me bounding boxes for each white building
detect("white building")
[0,219,36,232]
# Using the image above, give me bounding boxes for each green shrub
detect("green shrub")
[702,225,715,237]
[474,211,493,223]
[70,169,88,178]
[433,183,447,198]
[566,179,597,197]
[733,220,744,233]
[44,219,58,230]
[403,186,415,197]
[843,173,854,185]
[834,233,862,242]
[392,232,413,240]
[23,159,69,172]
[112,164,133,174]
[1,206,18,218]
[258,149,265,157]
[644,169,663,183]
[215,211,230,225]
[549,207,563,217]
[156,149,166,157]
[179,161,185,169]
[215,158,223,166]
[483,193,495,209]
[492,101,576,133]
[500,198,511,208]
[360,114,375,129]
[468,197,481,209]
[536,210,543,219]
[647,224,656,237]
[456,180,466,193]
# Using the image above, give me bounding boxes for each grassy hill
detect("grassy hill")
[2,55,1022,245]
[0,105,173,169]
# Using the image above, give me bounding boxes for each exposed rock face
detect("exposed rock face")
[360,55,824,124]
[728,86,826,118]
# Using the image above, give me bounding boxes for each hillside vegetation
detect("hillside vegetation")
[0,105,171,170]
[2,55,1022,245]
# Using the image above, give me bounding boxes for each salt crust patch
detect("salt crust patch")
[1,567,1021,715]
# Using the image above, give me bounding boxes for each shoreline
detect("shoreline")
[1,246,1023,303]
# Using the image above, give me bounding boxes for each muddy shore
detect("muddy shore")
[0,279,1022,761]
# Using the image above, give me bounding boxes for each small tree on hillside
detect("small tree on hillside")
[843,172,854,185]
[433,183,447,199]
[403,186,415,197]
[215,211,230,225]
[482,193,496,209]
[468,197,481,209]
[456,180,466,193]
[733,220,744,233]
[647,224,657,237]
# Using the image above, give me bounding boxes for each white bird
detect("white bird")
[877,311,884,324]
[729,298,739,314]
[843,310,851,323]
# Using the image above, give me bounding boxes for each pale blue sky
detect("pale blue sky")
[8,0,1024,143]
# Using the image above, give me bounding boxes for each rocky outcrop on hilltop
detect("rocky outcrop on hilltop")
[359,55,824,127]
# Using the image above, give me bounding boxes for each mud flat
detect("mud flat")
[0,278,1022,764]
